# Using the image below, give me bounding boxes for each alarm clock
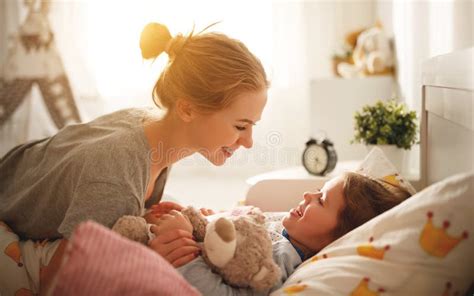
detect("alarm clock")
[302,138,338,176]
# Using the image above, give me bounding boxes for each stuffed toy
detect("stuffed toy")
[112,215,150,245]
[112,206,281,291]
[332,27,364,77]
[337,24,394,78]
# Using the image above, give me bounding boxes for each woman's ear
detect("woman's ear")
[175,99,196,122]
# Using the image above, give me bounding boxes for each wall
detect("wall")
[304,0,376,79]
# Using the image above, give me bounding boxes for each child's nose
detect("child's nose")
[303,191,322,202]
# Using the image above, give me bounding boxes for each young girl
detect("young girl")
[0,22,268,295]
[150,171,412,295]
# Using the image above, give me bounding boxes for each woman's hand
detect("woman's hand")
[150,201,216,217]
[151,201,184,218]
[154,210,193,234]
[148,228,200,268]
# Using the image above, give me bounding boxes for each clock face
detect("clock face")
[303,145,328,174]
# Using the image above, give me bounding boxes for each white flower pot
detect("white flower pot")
[366,144,405,172]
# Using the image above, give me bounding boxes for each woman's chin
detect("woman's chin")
[205,154,228,166]
[199,150,227,166]
[212,160,226,166]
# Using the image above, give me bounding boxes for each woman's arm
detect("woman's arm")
[39,239,68,295]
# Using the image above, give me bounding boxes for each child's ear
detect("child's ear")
[175,99,197,122]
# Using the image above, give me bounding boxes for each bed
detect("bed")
[420,47,473,187]
[49,48,473,295]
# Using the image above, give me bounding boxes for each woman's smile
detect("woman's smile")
[221,146,235,157]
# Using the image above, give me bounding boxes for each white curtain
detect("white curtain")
[377,0,473,176]
[389,0,473,111]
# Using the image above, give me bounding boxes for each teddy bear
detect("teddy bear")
[337,24,394,78]
[112,206,281,292]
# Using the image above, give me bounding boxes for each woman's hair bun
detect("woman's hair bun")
[139,23,172,59]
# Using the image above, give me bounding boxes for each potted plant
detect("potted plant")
[352,99,418,171]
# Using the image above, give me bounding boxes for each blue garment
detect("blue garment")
[178,239,302,296]
[281,229,307,261]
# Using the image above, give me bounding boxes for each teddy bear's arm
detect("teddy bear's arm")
[112,215,150,244]
[181,206,208,242]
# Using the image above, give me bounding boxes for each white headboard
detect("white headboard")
[421,47,474,187]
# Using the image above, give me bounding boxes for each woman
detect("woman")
[0,22,268,294]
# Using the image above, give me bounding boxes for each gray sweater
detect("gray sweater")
[0,108,169,239]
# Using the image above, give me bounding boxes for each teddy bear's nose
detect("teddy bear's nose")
[215,218,236,242]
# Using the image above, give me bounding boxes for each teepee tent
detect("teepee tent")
[0,0,81,129]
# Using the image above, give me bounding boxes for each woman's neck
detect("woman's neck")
[143,114,195,172]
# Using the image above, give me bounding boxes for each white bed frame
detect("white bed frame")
[245,48,473,211]
[420,47,473,187]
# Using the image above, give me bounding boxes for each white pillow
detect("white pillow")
[357,147,417,195]
[272,172,473,295]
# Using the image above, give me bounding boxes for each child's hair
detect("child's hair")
[331,172,412,240]
[139,23,269,113]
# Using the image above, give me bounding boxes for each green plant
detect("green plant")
[352,99,418,149]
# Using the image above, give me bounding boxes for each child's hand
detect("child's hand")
[199,208,215,216]
[151,201,184,218]
[154,210,193,235]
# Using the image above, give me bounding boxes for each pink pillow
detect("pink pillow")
[51,221,200,296]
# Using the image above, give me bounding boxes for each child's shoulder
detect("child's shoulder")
[264,212,287,243]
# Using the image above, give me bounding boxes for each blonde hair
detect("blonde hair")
[139,23,269,113]
[331,172,412,240]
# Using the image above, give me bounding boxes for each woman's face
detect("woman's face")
[190,88,267,166]
[282,175,346,252]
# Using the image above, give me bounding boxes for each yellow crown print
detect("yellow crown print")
[283,281,308,294]
[351,277,385,296]
[300,253,328,268]
[419,211,468,258]
[357,237,390,260]
[381,174,401,187]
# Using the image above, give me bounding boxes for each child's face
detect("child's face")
[282,175,346,252]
